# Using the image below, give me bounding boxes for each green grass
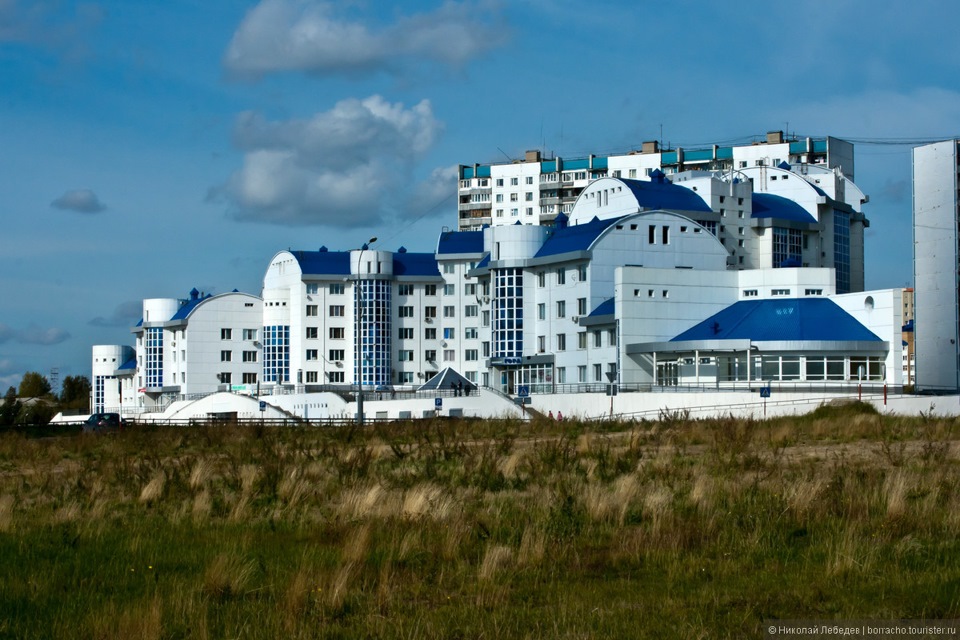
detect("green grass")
[0,409,959,638]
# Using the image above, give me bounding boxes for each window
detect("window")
[306,372,318,383]
[556,333,566,351]
[648,225,656,244]
[306,350,318,361]
[537,272,545,287]
[577,298,587,315]
[398,284,414,296]
[444,284,456,295]
[557,367,566,384]
[805,288,823,296]
[443,305,455,318]
[743,289,759,297]
[242,329,257,340]
[772,289,791,296]
[556,268,566,285]
[662,225,670,245]
[306,305,318,317]
[593,331,602,348]
[525,192,533,201]
[399,350,414,362]
[495,194,504,203]
[425,350,437,361]
[329,327,344,339]
[425,328,437,340]
[329,349,344,361]
[329,305,344,317]
[306,283,319,294]
[526,176,533,185]
[481,310,490,326]
[399,306,414,317]
[481,342,490,357]
[221,328,232,340]
[537,336,545,352]
[537,303,546,320]
[242,351,257,362]
[556,300,566,318]
[425,306,437,319]
[243,373,257,384]
[219,372,232,384]
[425,284,437,296]
[399,372,414,383]
[465,327,478,339]
[510,193,518,202]
[444,264,455,274]
[578,332,587,349]
[577,264,587,281]
[510,177,518,186]
[443,328,456,340]
[464,305,478,317]
[578,366,587,383]
[444,350,456,361]
[328,372,344,383]
[399,327,414,339]
[329,283,344,295]
[465,349,478,361]
[220,350,232,362]
[465,284,476,296]
[608,329,616,346]
[496,178,504,187]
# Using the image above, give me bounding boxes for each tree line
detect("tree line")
[0,373,91,426]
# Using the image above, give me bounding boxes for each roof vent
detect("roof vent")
[398,246,407,253]
[554,212,569,229]
[778,161,791,171]
[190,287,200,300]
[319,246,328,252]
[649,168,666,183]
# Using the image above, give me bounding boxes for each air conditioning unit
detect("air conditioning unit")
[425,317,433,323]
[571,316,580,323]
[441,341,447,347]
[335,361,343,368]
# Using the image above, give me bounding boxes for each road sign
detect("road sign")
[759,387,771,398]
[435,397,442,408]
[517,385,529,397]
[259,400,267,411]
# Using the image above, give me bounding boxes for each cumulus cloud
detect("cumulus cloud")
[0,0,102,56]
[0,323,70,346]
[224,0,505,79]
[406,165,459,219]
[88,300,142,328]
[51,188,107,214]
[213,95,444,227]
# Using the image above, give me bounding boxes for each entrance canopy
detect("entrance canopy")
[417,367,477,392]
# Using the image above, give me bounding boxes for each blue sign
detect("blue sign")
[259,400,267,411]
[759,387,771,398]
[517,385,529,397]
[435,397,442,408]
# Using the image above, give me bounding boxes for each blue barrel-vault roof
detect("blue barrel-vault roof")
[751,193,817,224]
[437,230,485,255]
[535,216,622,258]
[619,175,712,213]
[290,249,441,278]
[671,298,883,343]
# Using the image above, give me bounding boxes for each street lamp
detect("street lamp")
[356,236,377,425]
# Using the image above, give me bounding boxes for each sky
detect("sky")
[2,0,960,392]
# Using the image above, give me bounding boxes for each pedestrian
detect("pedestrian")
[457,381,463,397]
[557,411,563,421]
[548,410,554,420]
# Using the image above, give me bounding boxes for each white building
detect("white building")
[913,140,960,392]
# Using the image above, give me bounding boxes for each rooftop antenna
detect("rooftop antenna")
[497,146,512,162]
[659,124,663,150]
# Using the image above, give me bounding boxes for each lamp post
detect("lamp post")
[356,236,377,425]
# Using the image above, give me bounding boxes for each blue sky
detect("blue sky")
[2,0,959,391]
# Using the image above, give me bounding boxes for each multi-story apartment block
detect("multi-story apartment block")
[913,140,960,391]
[459,133,868,294]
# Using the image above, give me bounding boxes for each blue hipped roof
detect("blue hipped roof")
[118,356,137,371]
[751,193,817,224]
[534,216,622,258]
[671,298,883,343]
[394,253,441,277]
[293,251,351,276]
[620,176,712,213]
[437,230,484,255]
[589,298,615,317]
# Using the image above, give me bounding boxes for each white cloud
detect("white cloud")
[215,95,444,227]
[88,300,142,328]
[224,0,505,78]
[51,188,107,214]
[405,165,459,220]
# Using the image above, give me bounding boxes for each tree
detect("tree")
[18,372,51,399]
[60,375,91,411]
[0,387,20,427]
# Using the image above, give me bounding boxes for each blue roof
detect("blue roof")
[170,294,210,321]
[751,193,817,224]
[437,230,484,255]
[395,252,441,277]
[118,356,137,371]
[292,251,351,276]
[619,177,712,213]
[672,298,883,343]
[589,298,615,317]
[534,215,621,258]
[474,253,491,270]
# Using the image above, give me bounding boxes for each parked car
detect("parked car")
[82,413,127,433]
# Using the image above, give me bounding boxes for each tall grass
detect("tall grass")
[0,409,958,638]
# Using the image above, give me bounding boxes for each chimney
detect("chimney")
[525,150,541,163]
[641,140,659,154]
[766,131,784,144]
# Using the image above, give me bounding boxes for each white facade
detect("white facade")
[913,140,960,391]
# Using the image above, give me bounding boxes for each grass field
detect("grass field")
[0,403,958,639]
